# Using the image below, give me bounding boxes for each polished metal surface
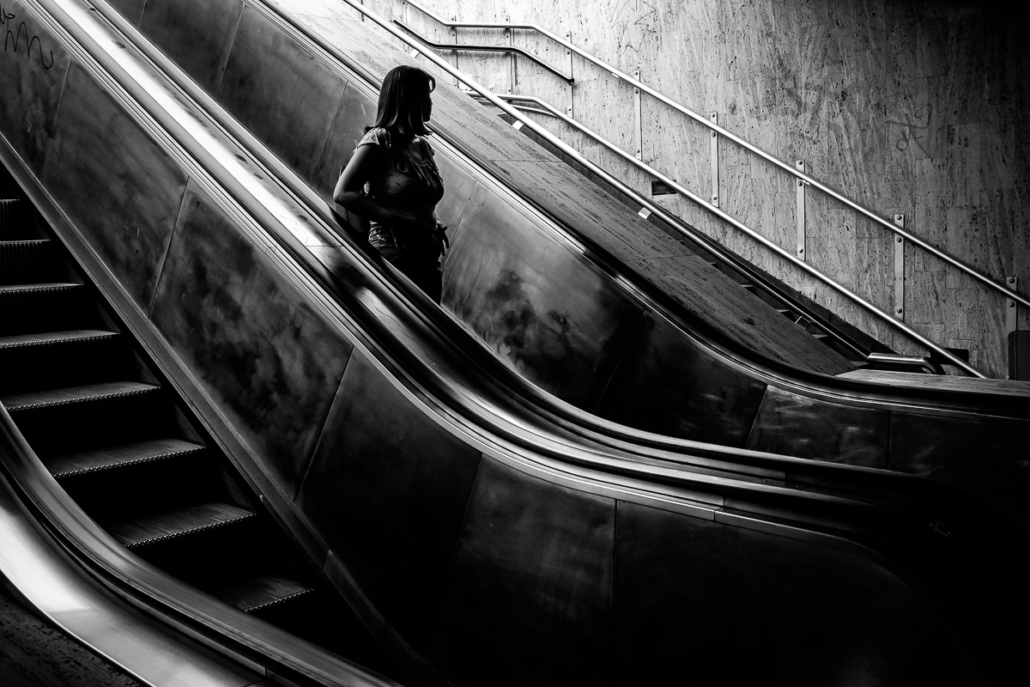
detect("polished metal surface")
[443,182,644,407]
[747,386,891,469]
[593,312,768,446]
[40,61,188,310]
[0,1,72,176]
[150,179,353,494]
[219,5,348,183]
[297,350,482,648]
[139,0,244,93]
[426,457,615,686]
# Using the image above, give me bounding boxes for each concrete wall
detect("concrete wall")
[364,0,1030,377]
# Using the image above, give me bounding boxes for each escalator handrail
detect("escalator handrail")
[396,0,1030,316]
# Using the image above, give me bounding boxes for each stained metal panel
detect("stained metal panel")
[891,411,1030,532]
[614,500,976,685]
[217,5,347,182]
[40,63,187,310]
[149,180,352,492]
[443,183,643,408]
[308,82,376,198]
[427,457,615,687]
[103,0,146,26]
[0,1,72,176]
[746,385,891,468]
[138,0,245,94]
[296,351,482,649]
[594,312,768,445]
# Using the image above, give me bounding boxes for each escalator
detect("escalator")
[2,1,1030,685]
[79,0,1030,531]
[0,191,398,681]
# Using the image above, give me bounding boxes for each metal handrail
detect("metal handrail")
[394,21,572,82]
[399,0,1029,313]
[347,0,983,377]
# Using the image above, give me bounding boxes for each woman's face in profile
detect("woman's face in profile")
[422,88,433,123]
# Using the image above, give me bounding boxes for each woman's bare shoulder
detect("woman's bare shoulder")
[357,127,391,150]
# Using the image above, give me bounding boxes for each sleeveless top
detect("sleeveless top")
[355,127,445,255]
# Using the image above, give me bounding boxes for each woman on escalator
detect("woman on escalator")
[334,65,447,303]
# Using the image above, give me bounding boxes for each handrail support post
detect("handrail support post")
[795,160,806,261]
[894,214,906,321]
[1007,276,1019,336]
[634,70,642,160]
[710,113,719,207]
[505,26,514,93]
[566,31,574,119]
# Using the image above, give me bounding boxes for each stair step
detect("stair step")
[106,502,257,549]
[0,199,23,239]
[0,239,55,285]
[0,283,93,335]
[0,330,125,394]
[1,381,159,411]
[3,381,170,456]
[207,573,315,614]
[46,438,206,478]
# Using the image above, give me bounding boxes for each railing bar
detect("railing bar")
[401,0,1028,310]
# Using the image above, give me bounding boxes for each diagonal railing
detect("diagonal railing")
[387,0,1030,378]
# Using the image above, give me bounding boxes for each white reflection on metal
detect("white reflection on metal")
[56,0,324,251]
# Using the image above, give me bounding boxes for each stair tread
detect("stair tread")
[206,573,315,613]
[1,381,160,410]
[0,282,81,294]
[106,502,257,548]
[0,329,118,349]
[0,239,49,246]
[47,438,206,478]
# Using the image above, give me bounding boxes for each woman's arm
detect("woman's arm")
[334,146,435,231]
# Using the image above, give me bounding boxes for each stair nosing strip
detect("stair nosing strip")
[240,586,314,614]
[120,509,257,549]
[51,444,206,478]
[0,331,120,350]
[4,384,160,412]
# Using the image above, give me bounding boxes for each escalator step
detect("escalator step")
[0,199,22,239]
[3,381,169,456]
[46,438,206,478]
[50,438,217,520]
[0,283,93,335]
[206,573,315,614]
[106,502,256,549]
[0,329,124,394]
[0,240,55,285]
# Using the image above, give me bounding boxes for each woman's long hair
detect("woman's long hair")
[369,65,435,137]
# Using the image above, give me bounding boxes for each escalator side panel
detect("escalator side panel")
[218,5,346,184]
[425,457,616,687]
[309,82,377,199]
[891,411,1030,532]
[40,62,187,310]
[297,350,483,651]
[613,500,978,686]
[149,179,353,492]
[746,385,891,468]
[594,311,768,446]
[0,1,72,176]
[444,182,645,408]
[138,0,243,94]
